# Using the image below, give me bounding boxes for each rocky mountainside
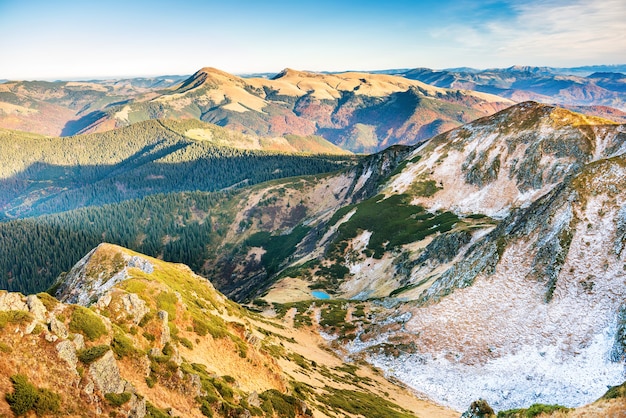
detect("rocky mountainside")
[182,102,626,412]
[69,67,513,153]
[1,243,451,418]
[2,101,626,416]
[398,66,626,114]
[206,102,626,300]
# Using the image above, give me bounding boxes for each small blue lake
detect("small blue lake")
[311,290,331,300]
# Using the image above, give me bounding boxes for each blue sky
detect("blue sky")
[0,0,624,79]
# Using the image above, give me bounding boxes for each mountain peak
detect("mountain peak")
[54,243,155,306]
[271,67,306,80]
[176,67,242,92]
[196,66,237,78]
[507,65,552,74]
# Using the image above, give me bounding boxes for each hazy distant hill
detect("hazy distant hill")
[395,65,626,111]
[0,76,185,136]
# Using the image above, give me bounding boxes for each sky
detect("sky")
[0,0,624,80]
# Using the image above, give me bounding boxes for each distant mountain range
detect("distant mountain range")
[2,65,625,153]
[68,67,513,153]
[386,65,626,114]
[0,76,184,136]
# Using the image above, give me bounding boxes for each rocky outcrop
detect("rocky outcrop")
[56,340,79,373]
[26,295,47,321]
[49,317,69,339]
[55,243,154,306]
[157,310,170,347]
[88,350,126,394]
[96,290,149,325]
[0,291,28,311]
[460,399,495,418]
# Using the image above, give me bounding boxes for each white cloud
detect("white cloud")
[433,0,626,66]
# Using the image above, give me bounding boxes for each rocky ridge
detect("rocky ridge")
[0,243,451,418]
[192,102,626,412]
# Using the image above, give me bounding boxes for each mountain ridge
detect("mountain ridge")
[0,243,458,418]
[59,67,515,153]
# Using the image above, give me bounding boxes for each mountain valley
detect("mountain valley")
[1,66,626,417]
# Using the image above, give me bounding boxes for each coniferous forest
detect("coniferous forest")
[0,120,359,293]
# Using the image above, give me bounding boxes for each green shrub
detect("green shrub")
[69,306,107,341]
[156,292,178,320]
[602,381,626,399]
[525,404,570,417]
[260,389,299,418]
[5,374,38,416]
[78,345,110,364]
[192,316,226,338]
[111,329,136,358]
[179,337,193,349]
[198,397,215,417]
[0,310,33,330]
[146,401,171,418]
[36,292,59,311]
[497,403,571,418]
[34,388,61,416]
[0,342,12,353]
[320,386,415,418]
[5,374,61,417]
[105,392,132,407]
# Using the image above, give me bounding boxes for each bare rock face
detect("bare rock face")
[0,291,28,311]
[56,340,79,373]
[26,295,47,321]
[96,289,149,325]
[56,243,154,306]
[157,310,171,347]
[88,350,126,394]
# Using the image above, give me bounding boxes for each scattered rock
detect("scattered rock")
[45,332,58,342]
[56,340,79,372]
[247,391,261,408]
[0,291,28,311]
[120,293,149,325]
[128,393,146,418]
[26,295,47,321]
[460,399,496,418]
[88,350,126,394]
[72,333,85,350]
[49,317,69,339]
[189,373,204,397]
[157,310,170,347]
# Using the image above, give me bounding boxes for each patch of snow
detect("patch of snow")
[353,166,373,195]
[370,325,624,412]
